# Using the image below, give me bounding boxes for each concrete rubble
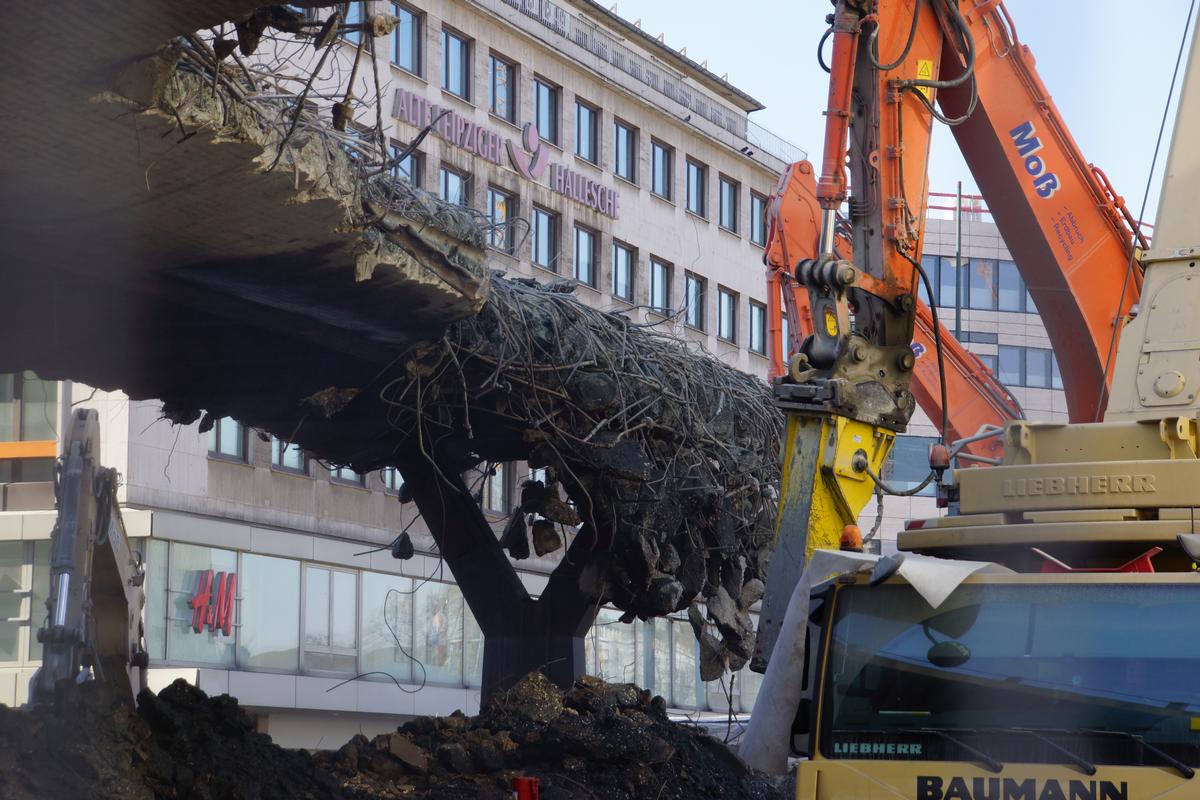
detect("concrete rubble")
[393,277,786,671]
[0,674,788,800]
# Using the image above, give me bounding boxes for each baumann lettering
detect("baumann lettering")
[917,776,1128,800]
[1002,474,1156,498]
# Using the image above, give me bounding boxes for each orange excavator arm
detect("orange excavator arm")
[765,162,1019,462]
[755,0,1144,667]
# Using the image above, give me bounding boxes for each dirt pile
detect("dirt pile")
[0,674,784,800]
[319,672,784,800]
[0,679,338,800]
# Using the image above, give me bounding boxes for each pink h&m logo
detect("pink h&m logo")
[190,570,236,636]
[507,124,550,180]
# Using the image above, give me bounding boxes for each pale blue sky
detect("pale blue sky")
[616,0,1195,224]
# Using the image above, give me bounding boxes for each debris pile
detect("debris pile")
[0,675,785,800]
[390,277,784,673]
[0,679,338,800]
[319,672,782,800]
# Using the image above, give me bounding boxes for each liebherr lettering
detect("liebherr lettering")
[918,776,1128,800]
[1002,474,1156,497]
[1009,121,1060,198]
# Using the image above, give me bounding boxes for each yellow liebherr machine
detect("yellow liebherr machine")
[740,2,1200,797]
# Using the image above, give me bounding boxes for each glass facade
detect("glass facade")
[488,54,515,122]
[487,187,515,254]
[719,176,738,232]
[531,206,558,270]
[361,571,415,682]
[439,166,469,207]
[750,192,767,246]
[574,225,597,287]
[651,141,672,199]
[239,554,300,671]
[414,579,464,684]
[208,417,245,461]
[4,537,764,711]
[749,302,766,354]
[271,437,306,473]
[686,158,706,216]
[534,79,559,144]
[392,4,421,75]
[614,121,636,182]
[575,101,598,163]
[442,29,471,99]
[685,273,704,329]
[718,288,737,342]
[166,542,238,666]
[612,242,634,302]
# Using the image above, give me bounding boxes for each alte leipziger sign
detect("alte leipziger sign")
[391,88,620,219]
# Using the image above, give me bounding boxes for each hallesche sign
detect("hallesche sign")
[391,88,620,219]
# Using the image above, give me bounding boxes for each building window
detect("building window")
[389,144,421,187]
[486,187,516,254]
[1025,347,1053,389]
[574,225,598,287]
[686,158,707,216]
[938,256,959,309]
[0,540,51,665]
[485,462,509,513]
[882,435,938,497]
[750,192,768,246]
[651,140,673,199]
[534,79,560,144]
[575,100,598,163]
[0,371,57,483]
[977,353,998,374]
[612,241,635,302]
[439,165,470,206]
[531,206,559,271]
[303,565,358,674]
[164,542,238,666]
[207,417,246,461]
[361,571,414,682]
[684,272,705,329]
[997,260,1025,312]
[585,608,638,683]
[381,466,404,493]
[718,288,737,342]
[650,258,672,314]
[969,257,997,310]
[488,53,516,123]
[330,464,365,486]
[238,554,301,671]
[391,4,422,75]
[998,345,1022,386]
[340,2,367,46]
[414,580,464,684]
[719,176,739,232]
[749,301,767,354]
[614,120,637,182]
[0,371,57,443]
[271,437,307,474]
[441,29,471,100]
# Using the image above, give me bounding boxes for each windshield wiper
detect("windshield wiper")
[1083,730,1195,780]
[920,728,1004,773]
[1002,729,1096,775]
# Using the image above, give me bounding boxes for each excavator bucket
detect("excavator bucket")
[751,412,893,671]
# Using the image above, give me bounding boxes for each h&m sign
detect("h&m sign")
[190,569,236,636]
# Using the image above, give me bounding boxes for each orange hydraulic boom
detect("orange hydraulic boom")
[755,0,1148,667]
